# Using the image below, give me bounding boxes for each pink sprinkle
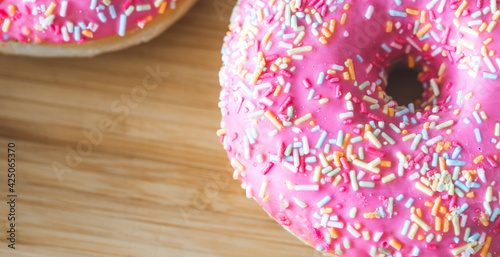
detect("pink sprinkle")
[302,79,312,89]
[277,142,284,162]
[263,86,275,97]
[486,156,498,167]
[335,85,342,98]
[340,157,350,170]
[261,162,274,175]
[279,97,293,112]
[366,147,385,158]
[360,103,367,114]
[342,172,350,183]
[425,244,437,250]
[477,0,483,8]
[371,174,381,181]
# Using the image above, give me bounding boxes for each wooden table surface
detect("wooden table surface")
[0,1,321,257]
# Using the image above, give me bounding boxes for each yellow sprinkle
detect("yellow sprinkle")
[340,13,347,25]
[411,214,431,232]
[416,23,432,38]
[294,31,306,45]
[435,216,442,231]
[258,180,268,198]
[420,10,427,23]
[454,1,469,17]
[408,223,419,239]
[294,113,312,125]
[479,22,489,32]
[452,215,460,236]
[231,158,245,171]
[408,56,415,68]
[473,155,485,164]
[460,26,479,37]
[415,182,434,196]
[1,18,11,32]
[493,10,500,21]
[342,71,350,80]
[287,45,313,55]
[8,5,16,16]
[381,173,396,183]
[451,242,477,256]
[319,37,327,44]
[365,131,382,149]
[329,19,336,33]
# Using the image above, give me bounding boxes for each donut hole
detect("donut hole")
[385,65,424,107]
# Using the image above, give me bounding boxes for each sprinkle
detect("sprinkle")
[60,1,68,17]
[1,19,11,33]
[347,225,361,238]
[316,196,332,208]
[287,46,313,55]
[365,131,382,148]
[365,5,375,19]
[350,170,359,191]
[90,0,97,10]
[294,185,320,191]
[451,242,478,255]
[474,128,482,142]
[415,182,434,196]
[264,111,284,130]
[258,180,268,198]
[294,113,312,125]
[389,10,408,17]
[118,14,127,36]
[381,173,396,183]
[315,131,328,149]
[294,197,307,208]
[411,214,431,232]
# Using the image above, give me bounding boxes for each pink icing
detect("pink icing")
[0,0,179,44]
[219,0,500,256]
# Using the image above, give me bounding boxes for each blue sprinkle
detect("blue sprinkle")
[316,195,332,208]
[466,181,480,188]
[401,220,411,235]
[473,111,482,124]
[311,125,321,132]
[395,0,402,5]
[422,129,429,140]
[284,156,293,162]
[453,237,460,244]
[316,245,324,251]
[356,54,364,62]
[405,198,414,208]
[98,12,107,23]
[375,79,382,85]
[446,159,466,167]
[317,72,325,85]
[455,181,470,193]
[307,88,315,100]
[413,20,420,35]
[468,233,480,242]
[411,246,420,256]
[109,5,117,19]
[395,108,410,117]
[389,10,408,17]
[443,153,449,159]
[336,130,344,148]
[432,153,439,167]
[315,131,328,149]
[3,35,9,41]
[378,206,386,218]
[403,115,409,123]
[474,128,482,142]
[483,72,498,80]
[305,157,317,163]
[74,26,81,41]
[463,117,471,124]
[451,146,462,159]
[313,212,322,220]
[490,208,500,222]
[293,142,303,148]
[411,117,417,124]
[381,43,392,53]
[492,138,498,144]
[369,121,377,129]
[457,203,469,215]
[396,194,404,201]
[238,81,253,96]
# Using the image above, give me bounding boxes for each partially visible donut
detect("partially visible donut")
[218,0,500,256]
[0,0,196,57]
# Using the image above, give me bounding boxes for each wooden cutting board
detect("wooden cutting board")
[0,1,320,256]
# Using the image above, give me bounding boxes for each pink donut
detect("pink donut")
[0,0,196,57]
[218,0,500,256]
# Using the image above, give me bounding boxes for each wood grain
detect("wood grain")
[0,1,319,256]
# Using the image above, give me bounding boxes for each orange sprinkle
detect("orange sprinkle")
[8,5,16,16]
[319,37,328,44]
[328,227,339,239]
[273,85,282,97]
[264,111,283,130]
[389,238,403,250]
[432,197,441,216]
[435,216,442,231]
[386,21,393,32]
[443,218,450,232]
[82,29,93,38]
[416,23,432,38]
[322,28,332,38]
[44,2,57,16]
[320,207,333,215]
[480,236,492,257]
[420,11,427,23]
[466,192,475,198]
[473,155,485,164]
[216,128,226,137]
[380,160,392,167]
[340,13,347,25]
[494,10,500,21]
[479,22,488,32]
[406,8,419,15]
